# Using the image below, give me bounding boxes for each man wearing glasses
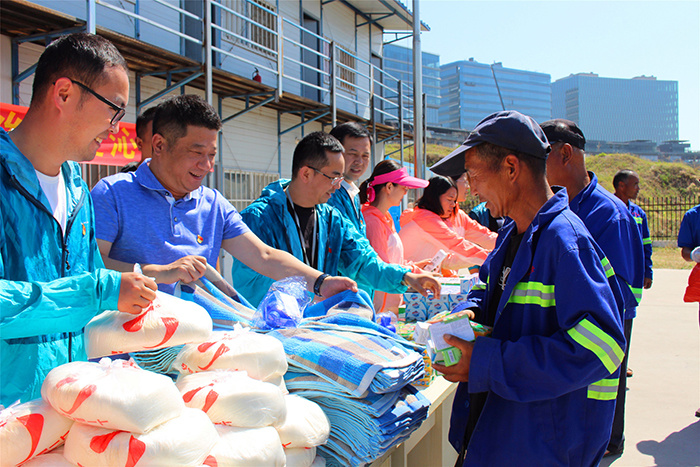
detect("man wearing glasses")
[232,131,440,307]
[0,33,157,406]
[92,95,357,302]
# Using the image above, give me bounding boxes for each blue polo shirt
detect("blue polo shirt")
[91,160,249,293]
[678,204,700,250]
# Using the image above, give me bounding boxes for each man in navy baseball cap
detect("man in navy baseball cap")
[430,110,550,178]
[432,110,626,466]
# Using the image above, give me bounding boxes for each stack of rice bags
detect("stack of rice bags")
[269,313,431,467]
[172,328,331,467]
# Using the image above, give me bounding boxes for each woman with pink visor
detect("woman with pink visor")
[359,160,430,314]
[400,175,496,277]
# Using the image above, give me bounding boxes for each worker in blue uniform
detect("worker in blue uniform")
[430,111,626,466]
[541,119,644,457]
[1,33,157,406]
[231,131,439,307]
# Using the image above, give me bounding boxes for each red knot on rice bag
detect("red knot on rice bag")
[285,446,317,467]
[275,395,330,449]
[0,399,73,466]
[176,370,286,427]
[63,407,217,467]
[85,291,213,359]
[41,359,184,434]
[205,425,285,467]
[172,329,287,382]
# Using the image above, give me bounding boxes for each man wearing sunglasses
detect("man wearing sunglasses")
[232,131,440,307]
[0,33,157,406]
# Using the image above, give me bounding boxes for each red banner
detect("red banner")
[1,102,139,166]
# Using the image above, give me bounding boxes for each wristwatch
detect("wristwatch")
[313,273,330,297]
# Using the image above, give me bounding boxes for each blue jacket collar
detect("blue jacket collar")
[569,171,598,212]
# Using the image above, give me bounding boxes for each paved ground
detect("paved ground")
[600,268,700,467]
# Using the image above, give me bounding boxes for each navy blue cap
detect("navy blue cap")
[430,110,551,177]
[540,119,586,150]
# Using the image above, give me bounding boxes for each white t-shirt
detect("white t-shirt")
[35,168,67,232]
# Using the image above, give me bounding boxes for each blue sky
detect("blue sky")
[394,0,699,150]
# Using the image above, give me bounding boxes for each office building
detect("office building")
[552,73,678,144]
[440,59,551,130]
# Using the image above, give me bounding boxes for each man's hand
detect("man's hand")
[118,272,157,314]
[433,334,475,383]
[143,255,208,284]
[403,272,441,298]
[644,277,653,289]
[319,276,358,298]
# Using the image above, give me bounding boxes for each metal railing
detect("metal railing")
[223,168,279,211]
[637,195,700,241]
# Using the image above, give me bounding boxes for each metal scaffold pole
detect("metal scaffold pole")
[412,0,423,180]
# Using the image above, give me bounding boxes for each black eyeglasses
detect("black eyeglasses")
[307,166,343,187]
[69,79,126,126]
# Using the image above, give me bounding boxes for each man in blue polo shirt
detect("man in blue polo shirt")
[91,95,356,300]
[540,119,644,458]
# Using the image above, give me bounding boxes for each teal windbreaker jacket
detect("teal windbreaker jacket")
[1,128,121,406]
[327,185,366,236]
[231,180,408,306]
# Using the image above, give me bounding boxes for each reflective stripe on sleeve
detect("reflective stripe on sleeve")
[643,237,652,245]
[600,256,614,278]
[507,281,555,307]
[629,285,643,303]
[588,377,619,400]
[567,319,624,373]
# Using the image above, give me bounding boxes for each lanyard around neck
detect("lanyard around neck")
[285,187,318,267]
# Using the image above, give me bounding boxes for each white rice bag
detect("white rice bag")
[0,399,73,466]
[172,329,287,382]
[41,358,184,434]
[285,447,317,467]
[176,370,286,427]
[85,291,212,359]
[205,425,285,466]
[311,454,326,467]
[63,407,217,467]
[275,395,330,448]
[20,448,73,467]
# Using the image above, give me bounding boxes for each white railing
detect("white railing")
[223,168,279,211]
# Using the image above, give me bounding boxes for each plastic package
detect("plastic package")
[376,312,397,333]
[206,425,285,466]
[63,407,217,467]
[41,358,184,434]
[285,446,317,467]
[20,452,74,466]
[252,277,311,330]
[274,395,330,449]
[0,399,74,466]
[423,249,448,273]
[172,328,288,382]
[85,291,213,359]
[176,370,287,427]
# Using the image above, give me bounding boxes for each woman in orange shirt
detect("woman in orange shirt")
[359,159,429,314]
[400,175,496,276]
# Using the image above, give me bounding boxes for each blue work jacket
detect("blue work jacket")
[569,172,644,319]
[450,188,626,466]
[231,180,408,306]
[0,129,121,406]
[628,201,653,281]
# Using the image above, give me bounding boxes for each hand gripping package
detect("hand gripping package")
[0,399,74,466]
[41,358,185,434]
[172,328,288,382]
[176,370,287,427]
[63,407,218,467]
[85,291,213,359]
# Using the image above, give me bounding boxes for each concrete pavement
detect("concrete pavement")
[600,269,700,467]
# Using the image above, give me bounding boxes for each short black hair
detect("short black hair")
[32,33,128,105]
[152,95,222,145]
[291,132,344,178]
[135,106,157,139]
[329,122,372,146]
[359,158,402,204]
[613,169,638,189]
[417,175,457,217]
[473,142,547,177]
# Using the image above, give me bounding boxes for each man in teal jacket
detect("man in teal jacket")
[231,132,439,307]
[1,33,156,407]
